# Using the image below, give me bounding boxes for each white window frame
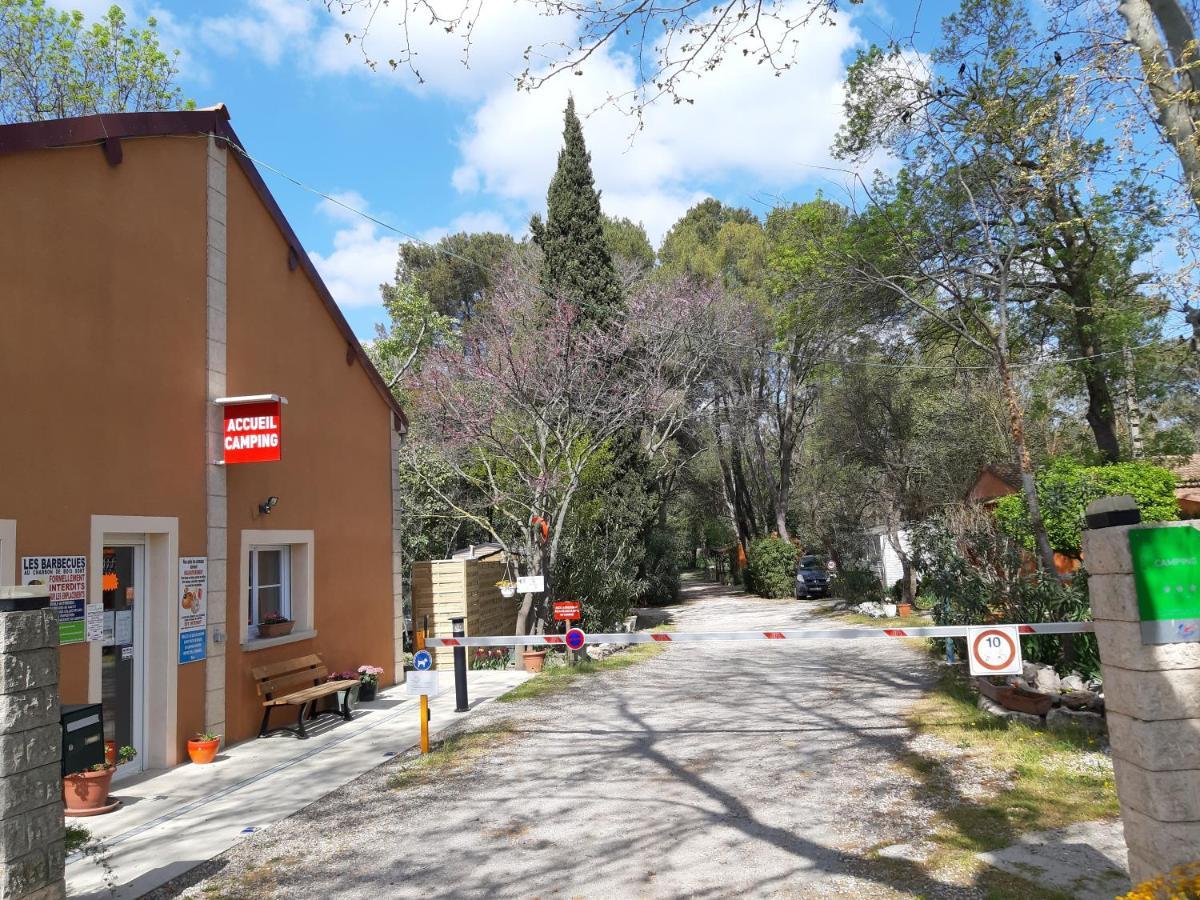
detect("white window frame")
[239,530,315,650]
[0,519,15,585]
[248,545,291,637]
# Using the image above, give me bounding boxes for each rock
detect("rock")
[1059,673,1087,692]
[1060,689,1100,711]
[854,602,889,618]
[1046,706,1106,735]
[1030,664,1061,694]
[977,695,1045,728]
[1022,662,1039,683]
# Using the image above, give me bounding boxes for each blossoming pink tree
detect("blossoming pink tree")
[407,267,736,640]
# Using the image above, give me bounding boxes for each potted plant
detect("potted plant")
[357,664,384,701]
[896,601,914,617]
[64,746,135,816]
[257,612,294,638]
[522,649,547,673]
[496,579,517,598]
[187,732,221,764]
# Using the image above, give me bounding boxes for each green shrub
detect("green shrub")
[830,568,884,604]
[911,508,1099,677]
[745,537,799,598]
[994,458,1178,556]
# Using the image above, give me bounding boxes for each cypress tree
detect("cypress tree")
[530,97,622,322]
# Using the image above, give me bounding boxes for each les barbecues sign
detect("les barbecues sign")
[218,396,286,464]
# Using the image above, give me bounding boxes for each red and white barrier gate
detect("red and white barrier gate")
[423,621,1094,648]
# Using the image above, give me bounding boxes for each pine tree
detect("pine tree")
[530,97,622,322]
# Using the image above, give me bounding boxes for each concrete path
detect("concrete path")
[166,582,978,898]
[978,821,1130,900]
[65,669,528,899]
[134,581,1128,898]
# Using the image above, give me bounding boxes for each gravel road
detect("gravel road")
[163,580,1007,899]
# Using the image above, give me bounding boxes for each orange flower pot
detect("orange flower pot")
[187,737,220,764]
[896,603,914,617]
[522,650,547,673]
[63,768,116,815]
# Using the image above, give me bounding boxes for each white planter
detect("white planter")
[499,585,516,598]
[883,603,898,617]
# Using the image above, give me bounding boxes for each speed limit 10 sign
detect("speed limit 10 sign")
[966,625,1024,677]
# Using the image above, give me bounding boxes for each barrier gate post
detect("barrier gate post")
[451,616,469,712]
[414,625,429,754]
[1082,497,1200,885]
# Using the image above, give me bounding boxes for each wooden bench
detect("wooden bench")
[251,654,360,738]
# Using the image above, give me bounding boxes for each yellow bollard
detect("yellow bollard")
[415,628,430,754]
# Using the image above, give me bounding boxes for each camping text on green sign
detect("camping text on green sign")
[1129,525,1200,622]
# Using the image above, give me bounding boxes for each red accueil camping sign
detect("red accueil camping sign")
[553,601,581,622]
[222,400,283,464]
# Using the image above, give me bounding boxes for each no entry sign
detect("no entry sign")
[565,628,586,650]
[218,396,285,464]
[967,625,1023,677]
[553,601,581,622]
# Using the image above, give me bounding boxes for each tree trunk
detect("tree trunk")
[884,521,917,605]
[1066,281,1122,463]
[995,296,1059,576]
[1119,0,1200,218]
[997,355,1059,576]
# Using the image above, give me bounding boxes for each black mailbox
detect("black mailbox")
[61,704,105,775]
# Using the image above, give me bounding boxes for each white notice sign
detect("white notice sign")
[85,603,104,642]
[966,625,1023,677]
[406,670,439,698]
[516,575,545,594]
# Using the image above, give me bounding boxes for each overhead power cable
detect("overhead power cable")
[200,131,1184,375]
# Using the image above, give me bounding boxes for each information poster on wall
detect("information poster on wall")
[21,556,87,644]
[178,557,208,663]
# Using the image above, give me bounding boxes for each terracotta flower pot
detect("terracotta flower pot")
[257,620,294,638]
[896,603,914,617]
[187,737,220,764]
[63,768,116,815]
[522,650,547,673]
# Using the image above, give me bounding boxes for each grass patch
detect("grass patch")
[386,721,516,791]
[497,629,672,704]
[65,824,91,853]
[900,667,1117,885]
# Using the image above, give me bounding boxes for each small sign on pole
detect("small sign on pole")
[564,627,586,651]
[966,625,1023,677]
[553,601,581,622]
[516,575,544,594]
[407,670,439,698]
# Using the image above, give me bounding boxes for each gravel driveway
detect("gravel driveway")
[161,581,1010,899]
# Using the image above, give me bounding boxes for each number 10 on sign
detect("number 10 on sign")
[966,625,1023,677]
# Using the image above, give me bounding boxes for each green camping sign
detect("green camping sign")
[1129,525,1200,644]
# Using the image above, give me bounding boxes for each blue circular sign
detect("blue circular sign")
[413,650,433,671]
[565,628,586,650]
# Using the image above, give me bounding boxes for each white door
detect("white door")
[101,540,146,777]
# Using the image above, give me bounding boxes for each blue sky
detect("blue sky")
[66,0,965,335]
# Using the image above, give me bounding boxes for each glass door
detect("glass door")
[101,543,145,777]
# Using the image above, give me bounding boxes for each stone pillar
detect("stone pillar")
[0,606,65,899]
[1083,518,1200,884]
[205,134,229,736]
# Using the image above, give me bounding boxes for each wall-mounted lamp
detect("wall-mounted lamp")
[259,496,279,515]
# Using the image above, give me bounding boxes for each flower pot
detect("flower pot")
[358,681,377,702]
[522,650,547,673]
[896,603,913,617]
[257,620,294,638]
[63,768,116,815]
[187,737,220,765]
[499,585,516,598]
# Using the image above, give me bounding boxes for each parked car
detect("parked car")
[794,555,830,599]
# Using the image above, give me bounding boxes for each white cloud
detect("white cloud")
[309,196,399,309]
[449,4,866,243]
[199,0,317,66]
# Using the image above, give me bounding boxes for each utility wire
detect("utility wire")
[202,131,1186,374]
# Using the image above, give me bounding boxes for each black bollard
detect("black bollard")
[451,616,469,712]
